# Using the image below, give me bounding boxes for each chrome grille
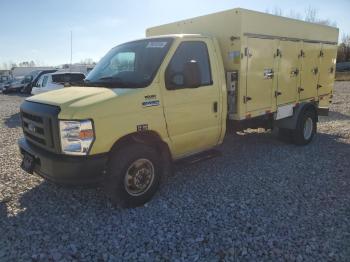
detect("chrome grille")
[20,101,60,153]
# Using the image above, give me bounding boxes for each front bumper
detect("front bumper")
[18,138,108,185]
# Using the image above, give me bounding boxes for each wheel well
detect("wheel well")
[274,102,318,130]
[110,131,172,161]
[108,131,174,178]
[301,103,318,121]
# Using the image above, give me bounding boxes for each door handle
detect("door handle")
[213,102,218,113]
[275,91,282,97]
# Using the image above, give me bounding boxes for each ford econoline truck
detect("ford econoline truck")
[18,8,338,207]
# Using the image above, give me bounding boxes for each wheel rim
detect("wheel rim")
[124,159,155,196]
[303,117,313,140]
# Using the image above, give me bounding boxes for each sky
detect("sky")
[1,0,349,68]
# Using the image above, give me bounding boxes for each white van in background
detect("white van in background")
[31,72,85,95]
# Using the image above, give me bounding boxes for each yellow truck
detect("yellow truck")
[18,8,338,207]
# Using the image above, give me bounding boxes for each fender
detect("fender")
[274,102,318,130]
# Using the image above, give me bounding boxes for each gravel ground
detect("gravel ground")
[0,83,349,261]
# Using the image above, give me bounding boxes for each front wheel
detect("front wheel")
[104,143,162,208]
[292,109,317,145]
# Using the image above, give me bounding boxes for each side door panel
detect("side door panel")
[318,44,337,97]
[299,42,321,100]
[246,38,275,113]
[276,41,300,106]
[161,40,221,158]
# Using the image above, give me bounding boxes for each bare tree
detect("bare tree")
[273,7,283,17]
[265,6,336,27]
[80,58,96,65]
[288,10,302,20]
[337,34,350,63]
[304,6,317,23]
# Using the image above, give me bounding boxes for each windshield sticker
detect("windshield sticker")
[142,100,160,107]
[147,42,167,48]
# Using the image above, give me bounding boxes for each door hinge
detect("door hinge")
[274,48,282,58]
[243,96,252,103]
[298,50,305,58]
[319,50,324,57]
[317,84,322,89]
[298,87,305,93]
[275,91,282,97]
[244,48,252,57]
[291,68,299,77]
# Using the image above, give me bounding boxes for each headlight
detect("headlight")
[59,120,95,155]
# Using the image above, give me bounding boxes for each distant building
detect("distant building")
[0,70,11,77]
[11,66,55,78]
[61,64,95,74]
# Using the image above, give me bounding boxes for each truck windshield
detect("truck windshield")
[85,38,173,88]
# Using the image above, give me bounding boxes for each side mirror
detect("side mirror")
[183,60,202,88]
[166,73,185,90]
[165,60,202,90]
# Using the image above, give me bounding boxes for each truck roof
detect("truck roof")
[147,7,339,45]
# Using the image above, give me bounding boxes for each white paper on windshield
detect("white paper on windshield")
[146,42,167,48]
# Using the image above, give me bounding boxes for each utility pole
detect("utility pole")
[70,30,73,72]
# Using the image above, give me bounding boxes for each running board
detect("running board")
[176,149,222,166]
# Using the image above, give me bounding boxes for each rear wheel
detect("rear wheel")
[104,143,162,208]
[292,109,317,145]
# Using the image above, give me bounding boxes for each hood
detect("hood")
[26,86,135,108]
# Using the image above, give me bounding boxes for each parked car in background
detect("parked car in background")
[0,75,11,91]
[336,62,350,72]
[2,77,25,94]
[21,69,58,94]
[31,72,85,95]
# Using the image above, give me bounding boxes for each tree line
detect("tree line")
[266,6,349,63]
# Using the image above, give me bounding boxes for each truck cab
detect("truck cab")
[19,35,226,207]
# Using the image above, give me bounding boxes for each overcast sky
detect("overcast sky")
[1,0,349,68]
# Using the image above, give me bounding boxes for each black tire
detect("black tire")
[104,143,162,208]
[278,128,293,143]
[292,109,317,145]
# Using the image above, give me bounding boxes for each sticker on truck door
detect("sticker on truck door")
[142,100,160,107]
[228,51,241,64]
[142,95,160,107]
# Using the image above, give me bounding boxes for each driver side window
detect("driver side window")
[165,41,212,90]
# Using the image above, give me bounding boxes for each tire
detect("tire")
[104,143,162,208]
[292,108,317,145]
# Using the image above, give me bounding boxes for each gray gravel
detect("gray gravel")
[1,83,350,261]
